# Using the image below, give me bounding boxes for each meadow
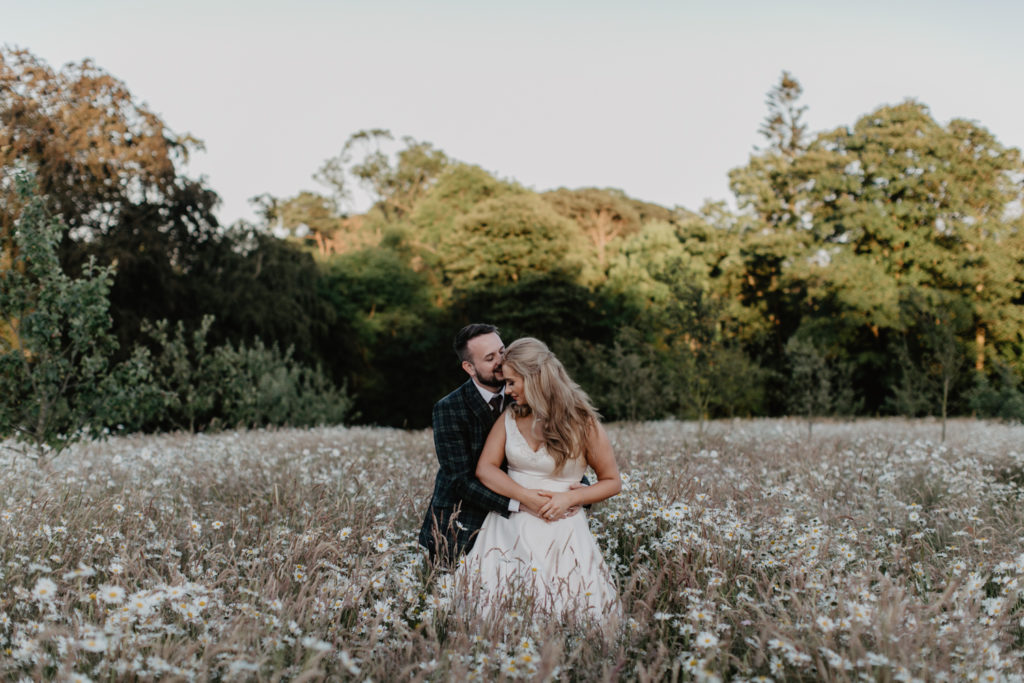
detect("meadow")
[2,417,1023,681]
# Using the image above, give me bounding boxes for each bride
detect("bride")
[458,337,621,620]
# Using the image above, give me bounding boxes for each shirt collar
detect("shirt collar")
[472,380,504,404]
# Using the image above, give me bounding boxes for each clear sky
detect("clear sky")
[4,0,1023,225]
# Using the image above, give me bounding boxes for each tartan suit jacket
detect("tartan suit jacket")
[418,379,510,560]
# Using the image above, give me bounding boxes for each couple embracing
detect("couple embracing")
[418,323,621,620]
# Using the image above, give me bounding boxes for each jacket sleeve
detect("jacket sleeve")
[433,400,511,513]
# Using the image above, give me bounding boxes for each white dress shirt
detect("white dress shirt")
[472,381,520,512]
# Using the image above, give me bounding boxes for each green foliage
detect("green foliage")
[133,315,354,432]
[0,173,119,460]
[542,187,644,274]
[758,70,809,156]
[10,51,1024,429]
[967,363,1024,423]
[553,328,665,422]
[887,292,971,440]
[318,241,440,427]
[728,73,1024,415]
[410,163,523,244]
[441,193,587,289]
[656,282,766,427]
[316,129,448,220]
[0,47,200,238]
[784,336,861,435]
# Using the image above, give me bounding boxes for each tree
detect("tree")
[410,163,522,241]
[888,292,970,441]
[132,315,354,432]
[542,187,643,273]
[317,237,440,427]
[0,47,289,369]
[0,47,206,241]
[967,361,1024,423]
[730,72,812,235]
[261,190,368,258]
[802,103,1024,375]
[759,70,809,157]
[657,281,760,434]
[785,336,831,436]
[784,335,860,436]
[729,75,1024,414]
[440,193,587,291]
[315,129,448,222]
[553,327,665,422]
[0,173,128,462]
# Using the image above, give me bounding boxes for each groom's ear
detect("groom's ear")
[461,360,475,377]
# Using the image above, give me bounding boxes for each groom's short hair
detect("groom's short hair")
[454,323,499,363]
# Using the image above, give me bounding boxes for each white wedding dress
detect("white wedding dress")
[458,411,618,621]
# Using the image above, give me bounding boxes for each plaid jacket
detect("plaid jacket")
[418,379,510,561]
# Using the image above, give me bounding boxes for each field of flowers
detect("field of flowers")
[2,417,1024,681]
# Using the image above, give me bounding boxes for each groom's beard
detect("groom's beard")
[476,370,504,392]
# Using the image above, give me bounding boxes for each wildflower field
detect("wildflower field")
[2,418,1024,681]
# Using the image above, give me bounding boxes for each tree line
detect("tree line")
[3,48,1023,455]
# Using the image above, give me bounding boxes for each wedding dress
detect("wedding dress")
[458,411,618,621]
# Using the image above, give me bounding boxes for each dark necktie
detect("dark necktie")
[488,394,503,419]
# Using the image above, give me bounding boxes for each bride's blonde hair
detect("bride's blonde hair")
[502,338,600,473]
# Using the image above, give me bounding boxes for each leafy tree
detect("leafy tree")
[729,72,812,236]
[967,362,1024,423]
[542,187,643,273]
[133,315,353,432]
[0,47,210,243]
[888,292,971,440]
[729,73,1024,414]
[0,173,133,462]
[262,190,367,258]
[450,272,619,348]
[315,129,448,221]
[553,327,665,422]
[440,193,587,290]
[605,214,734,312]
[657,281,759,433]
[784,336,860,436]
[318,237,440,427]
[185,229,335,367]
[410,162,523,245]
[605,220,687,308]
[759,70,809,156]
[0,47,299,372]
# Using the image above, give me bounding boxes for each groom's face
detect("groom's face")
[463,332,505,391]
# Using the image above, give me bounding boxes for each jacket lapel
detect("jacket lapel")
[462,379,494,424]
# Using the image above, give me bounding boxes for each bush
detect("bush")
[554,328,667,422]
[130,315,354,432]
[0,172,120,462]
[967,364,1024,423]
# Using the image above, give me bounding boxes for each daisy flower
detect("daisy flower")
[32,577,58,602]
[695,631,719,649]
[100,585,126,604]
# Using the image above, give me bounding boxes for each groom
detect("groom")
[418,323,519,564]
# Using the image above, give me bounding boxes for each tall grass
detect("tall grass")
[1,418,1022,681]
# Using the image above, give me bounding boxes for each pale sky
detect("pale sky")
[4,0,1023,225]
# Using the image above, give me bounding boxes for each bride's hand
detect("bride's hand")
[538,491,575,520]
[519,489,552,516]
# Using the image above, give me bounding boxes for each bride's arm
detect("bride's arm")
[538,421,621,517]
[476,417,550,514]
